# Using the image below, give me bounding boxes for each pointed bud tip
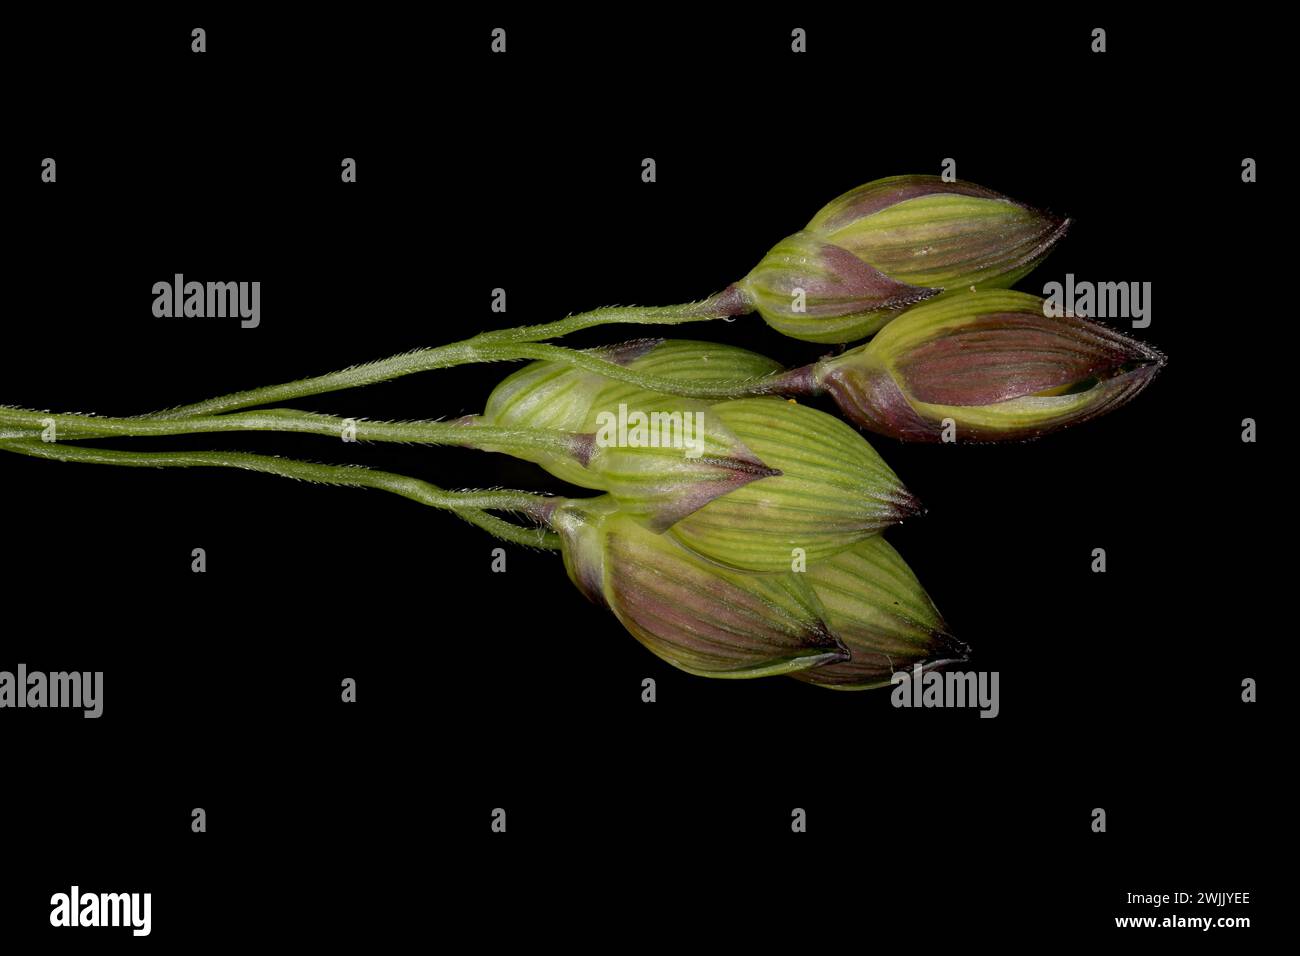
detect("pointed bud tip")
[928,629,970,665]
[591,338,667,366]
[1099,341,1167,389]
[570,433,597,466]
[1114,356,1165,392]
[1036,211,1071,258]
[891,488,926,522]
[706,456,782,481]
[1131,341,1168,369]
[892,283,943,309]
[810,621,853,662]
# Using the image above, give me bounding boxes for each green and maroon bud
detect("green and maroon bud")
[480,339,668,436]
[739,230,941,345]
[480,338,782,444]
[602,338,784,387]
[479,354,919,560]
[813,290,1165,441]
[583,389,783,529]
[476,386,779,529]
[737,175,1070,343]
[475,342,785,525]
[791,536,968,690]
[666,397,920,572]
[553,496,849,678]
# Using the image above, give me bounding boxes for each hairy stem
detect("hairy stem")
[0,406,590,463]
[472,287,751,344]
[0,439,562,550]
[149,288,754,418]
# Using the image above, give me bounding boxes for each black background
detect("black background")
[1,10,1278,946]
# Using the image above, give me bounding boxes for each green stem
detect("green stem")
[0,438,562,549]
[153,340,483,419]
[0,406,591,463]
[472,287,751,344]
[150,288,754,419]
